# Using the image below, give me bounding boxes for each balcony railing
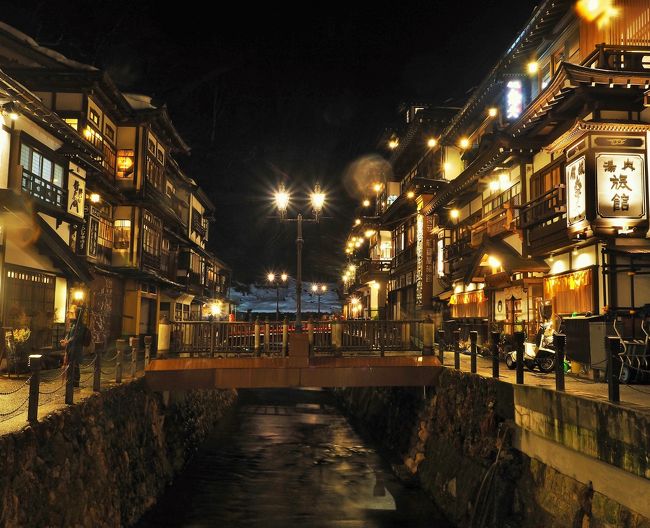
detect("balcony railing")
[392,244,416,269]
[161,249,178,281]
[520,185,566,229]
[21,170,66,209]
[141,250,161,270]
[585,44,650,73]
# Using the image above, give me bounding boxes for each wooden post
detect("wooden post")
[282,317,289,357]
[254,318,261,357]
[514,331,525,384]
[264,318,270,355]
[606,336,621,403]
[65,350,74,405]
[129,337,138,378]
[332,320,342,356]
[27,354,41,423]
[469,331,478,374]
[93,343,102,392]
[115,339,125,384]
[491,331,500,378]
[423,316,434,356]
[144,336,152,368]
[453,328,461,369]
[437,329,445,365]
[307,318,314,345]
[210,320,216,357]
[554,333,566,392]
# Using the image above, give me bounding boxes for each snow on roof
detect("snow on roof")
[123,93,157,110]
[0,21,97,71]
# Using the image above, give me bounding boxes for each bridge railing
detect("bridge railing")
[167,319,426,357]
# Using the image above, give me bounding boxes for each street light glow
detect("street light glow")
[488,107,498,117]
[362,199,371,207]
[310,184,325,213]
[459,137,470,149]
[354,218,361,225]
[312,284,318,292]
[275,186,290,212]
[267,272,275,283]
[427,137,437,148]
[373,183,382,193]
[281,273,288,282]
[321,284,327,292]
[527,61,539,75]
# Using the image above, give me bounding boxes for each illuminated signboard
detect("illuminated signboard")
[596,153,646,219]
[437,238,445,277]
[566,156,586,226]
[505,80,523,120]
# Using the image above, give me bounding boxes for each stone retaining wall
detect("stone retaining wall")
[0,380,237,527]
[336,369,650,528]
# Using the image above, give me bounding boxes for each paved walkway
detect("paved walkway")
[440,350,650,414]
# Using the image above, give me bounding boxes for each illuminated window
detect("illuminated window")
[117,149,134,179]
[113,219,131,250]
[89,108,100,127]
[64,118,78,131]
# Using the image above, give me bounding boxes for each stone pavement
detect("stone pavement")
[440,350,650,414]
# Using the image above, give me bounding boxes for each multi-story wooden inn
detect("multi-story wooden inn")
[0,22,231,356]
[345,0,650,366]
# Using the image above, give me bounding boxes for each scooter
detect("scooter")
[506,303,557,373]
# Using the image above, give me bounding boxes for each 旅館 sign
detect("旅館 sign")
[566,155,586,226]
[596,153,646,220]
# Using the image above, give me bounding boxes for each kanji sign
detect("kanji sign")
[596,153,645,219]
[566,155,586,226]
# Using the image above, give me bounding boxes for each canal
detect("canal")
[137,388,451,527]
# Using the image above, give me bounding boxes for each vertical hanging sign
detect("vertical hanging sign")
[566,156,586,226]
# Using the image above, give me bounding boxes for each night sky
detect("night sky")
[0,0,540,284]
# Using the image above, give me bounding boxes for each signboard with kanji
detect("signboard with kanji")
[596,153,646,219]
[566,155,586,226]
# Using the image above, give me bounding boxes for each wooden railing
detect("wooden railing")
[166,320,425,357]
[21,170,66,208]
[585,44,650,72]
[520,185,566,229]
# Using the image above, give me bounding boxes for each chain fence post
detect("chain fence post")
[27,354,42,423]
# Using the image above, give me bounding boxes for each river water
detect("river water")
[137,388,451,528]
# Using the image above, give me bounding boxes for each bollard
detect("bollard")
[422,316,434,356]
[553,333,566,392]
[514,331,525,385]
[27,354,42,423]
[453,328,461,370]
[129,337,139,378]
[437,330,446,365]
[93,344,102,392]
[282,317,289,357]
[254,318,261,357]
[115,339,126,384]
[606,336,621,403]
[307,318,314,345]
[144,336,152,367]
[469,331,478,374]
[65,351,74,405]
[491,331,500,378]
[264,319,270,355]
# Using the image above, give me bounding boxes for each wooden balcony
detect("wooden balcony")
[358,259,391,284]
[586,44,650,73]
[141,250,161,271]
[392,245,416,269]
[161,249,178,282]
[520,186,571,255]
[520,186,565,229]
[21,170,66,209]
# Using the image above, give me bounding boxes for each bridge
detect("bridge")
[144,320,441,390]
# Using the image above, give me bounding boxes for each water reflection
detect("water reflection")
[137,388,450,528]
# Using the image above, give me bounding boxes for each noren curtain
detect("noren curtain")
[544,268,594,315]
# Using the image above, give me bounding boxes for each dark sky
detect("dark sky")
[0,0,540,284]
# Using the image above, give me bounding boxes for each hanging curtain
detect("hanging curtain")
[544,269,593,314]
[449,290,488,318]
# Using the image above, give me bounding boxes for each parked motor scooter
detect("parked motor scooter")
[506,303,556,373]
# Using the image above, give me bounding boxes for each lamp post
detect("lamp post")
[311,283,327,318]
[274,183,326,332]
[267,272,288,321]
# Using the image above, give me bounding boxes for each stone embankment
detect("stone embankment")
[337,369,650,528]
[0,380,236,527]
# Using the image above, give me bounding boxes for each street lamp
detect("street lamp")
[267,272,289,321]
[311,283,327,318]
[274,183,326,332]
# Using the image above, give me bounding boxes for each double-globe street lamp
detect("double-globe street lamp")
[311,283,327,318]
[274,183,326,332]
[267,272,288,321]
